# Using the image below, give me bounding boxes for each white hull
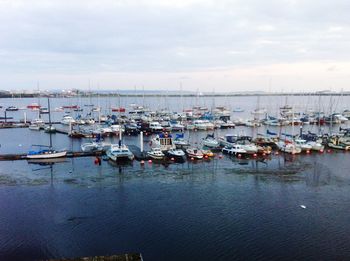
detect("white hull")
[26,151,67,159]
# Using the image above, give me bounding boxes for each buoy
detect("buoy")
[327,149,331,153]
[238,154,242,158]
[205,155,208,159]
[262,153,266,156]
[140,160,145,165]
[191,157,194,161]
[275,151,279,155]
[306,150,310,154]
[94,159,98,165]
[253,153,257,157]
[148,159,152,164]
[171,157,175,161]
[320,149,324,153]
[218,155,223,159]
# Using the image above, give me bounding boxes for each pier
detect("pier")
[44,253,143,261]
[0,150,105,161]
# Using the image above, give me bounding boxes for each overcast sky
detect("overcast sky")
[0,0,349,92]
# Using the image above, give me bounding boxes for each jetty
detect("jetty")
[0,150,105,161]
[44,253,143,261]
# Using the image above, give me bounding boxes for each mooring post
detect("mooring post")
[24,112,27,124]
[140,131,144,152]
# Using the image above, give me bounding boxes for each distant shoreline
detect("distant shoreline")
[0,92,349,98]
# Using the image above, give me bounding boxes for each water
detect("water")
[1,96,350,260]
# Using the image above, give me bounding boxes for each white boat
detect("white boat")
[27,145,67,159]
[222,144,247,155]
[106,144,134,161]
[328,136,350,150]
[149,121,163,132]
[277,141,302,154]
[294,139,313,152]
[151,133,177,151]
[61,115,76,125]
[147,147,165,160]
[193,120,208,130]
[218,134,238,147]
[29,124,41,130]
[167,148,186,161]
[186,148,204,159]
[307,141,324,151]
[233,107,244,112]
[203,134,219,148]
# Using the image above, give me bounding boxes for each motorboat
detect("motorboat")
[201,149,214,157]
[218,134,238,147]
[173,133,190,149]
[166,148,186,161]
[277,141,302,154]
[222,145,247,155]
[151,133,176,151]
[328,136,350,150]
[147,147,165,160]
[106,144,134,161]
[149,121,163,132]
[294,139,313,152]
[202,134,219,148]
[61,115,76,125]
[186,148,203,159]
[5,106,18,111]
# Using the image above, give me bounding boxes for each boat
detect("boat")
[277,141,302,154]
[106,143,134,161]
[44,125,56,133]
[186,148,203,159]
[201,149,214,157]
[233,107,244,112]
[5,106,18,111]
[218,134,238,147]
[39,107,49,114]
[27,103,41,110]
[294,139,313,152]
[29,118,45,131]
[328,136,350,150]
[61,115,76,125]
[173,133,190,149]
[27,98,67,160]
[202,134,219,148]
[151,133,177,151]
[222,145,247,155]
[147,147,165,160]
[149,121,163,132]
[166,148,186,161]
[27,145,67,159]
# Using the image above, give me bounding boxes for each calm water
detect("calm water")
[1,97,350,260]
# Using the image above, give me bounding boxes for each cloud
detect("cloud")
[0,0,349,91]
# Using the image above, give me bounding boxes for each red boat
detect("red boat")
[62,105,79,109]
[112,107,126,112]
[27,103,41,110]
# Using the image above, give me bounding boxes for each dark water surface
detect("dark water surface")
[1,151,350,260]
[1,96,350,260]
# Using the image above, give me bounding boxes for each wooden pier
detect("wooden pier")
[0,150,105,161]
[44,253,143,261]
[128,145,148,160]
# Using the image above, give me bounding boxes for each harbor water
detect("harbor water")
[0,96,350,260]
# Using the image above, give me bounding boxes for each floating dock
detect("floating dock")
[0,150,105,161]
[128,145,148,160]
[44,253,143,261]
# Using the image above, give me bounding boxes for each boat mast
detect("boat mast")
[48,97,53,149]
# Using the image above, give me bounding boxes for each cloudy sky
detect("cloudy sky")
[0,0,349,92]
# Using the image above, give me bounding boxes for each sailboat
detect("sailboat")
[26,98,67,159]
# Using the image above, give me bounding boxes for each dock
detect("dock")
[44,253,143,261]
[0,150,105,161]
[128,145,148,160]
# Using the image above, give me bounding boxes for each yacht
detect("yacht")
[147,147,165,160]
[106,144,134,161]
[203,134,219,148]
[61,115,76,125]
[186,148,204,159]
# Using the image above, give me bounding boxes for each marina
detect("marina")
[0,95,350,260]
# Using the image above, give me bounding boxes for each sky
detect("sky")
[0,0,350,92]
